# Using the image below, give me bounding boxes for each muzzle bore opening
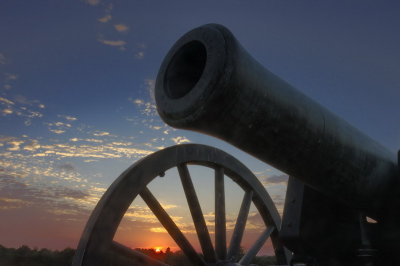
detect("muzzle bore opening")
[164,40,207,99]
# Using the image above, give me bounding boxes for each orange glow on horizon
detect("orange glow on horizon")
[154,246,163,253]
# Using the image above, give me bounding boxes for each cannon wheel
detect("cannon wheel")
[73,144,290,265]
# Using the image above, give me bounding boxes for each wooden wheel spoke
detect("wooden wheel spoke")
[227,190,253,261]
[215,166,226,260]
[177,164,216,262]
[74,144,290,266]
[107,241,168,266]
[239,226,275,265]
[140,187,205,266]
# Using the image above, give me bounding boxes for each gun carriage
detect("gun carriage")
[73,24,399,266]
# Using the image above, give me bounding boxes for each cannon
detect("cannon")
[73,24,400,265]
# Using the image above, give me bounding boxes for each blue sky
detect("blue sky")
[0,0,399,254]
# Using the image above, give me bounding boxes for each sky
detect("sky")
[1,0,399,256]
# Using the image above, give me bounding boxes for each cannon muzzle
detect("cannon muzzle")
[155,24,398,213]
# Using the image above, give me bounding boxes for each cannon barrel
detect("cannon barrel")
[155,24,398,213]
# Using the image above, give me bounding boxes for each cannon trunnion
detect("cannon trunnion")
[155,24,400,264]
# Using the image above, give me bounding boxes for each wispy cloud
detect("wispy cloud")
[258,173,288,186]
[171,136,190,145]
[6,140,24,151]
[97,38,127,49]
[129,98,157,117]
[2,109,13,115]
[47,121,72,134]
[98,14,112,23]
[70,138,103,143]
[49,129,65,134]
[0,95,44,124]
[0,173,101,217]
[93,131,110,137]
[58,115,78,121]
[135,51,145,59]
[0,97,15,105]
[114,24,129,32]
[134,43,147,60]
[1,135,153,160]
[145,79,155,102]
[23,140,40,152]
[54,122,72,127]
[122,204,195,234]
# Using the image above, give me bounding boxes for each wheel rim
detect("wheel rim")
[73,144,290,265]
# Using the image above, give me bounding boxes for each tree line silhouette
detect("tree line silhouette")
[0,244,277,265]
[0,245,74,266]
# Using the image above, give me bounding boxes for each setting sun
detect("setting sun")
[154,247,163,253]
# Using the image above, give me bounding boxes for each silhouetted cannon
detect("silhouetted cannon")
[74,24,399,266]
[155,23,397,213]
[155,24,400,265]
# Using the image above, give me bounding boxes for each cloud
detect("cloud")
[7,140,24,151]
[134,51,145,59]
[2,109,13,115]
[23,140,40,152]
[0,95,43,120]
[1,132,155,163]
[132,99,144,105]
[171,136,190,145]
[0,53,5,64]
[122,204,194,234]
[46,121,73,134]
[70,138,103,143]
[98,14,112,23]
[98,38,127,48]
[1,95,44,122]
[58,115,78,121]
[0,174,91,212]
[245,212,267,231]
[93,131,110,137]
[150,227,167,233]
[134,43,146,60]
[145,79,156,102]
[112,141,133,146]
[130,98,157,117]
[255,170,289,186]
[28,140,152,159]
[114,24,129,32]
[83,0,100,6]
[54,122,71,127]
[263,174,288,185]
[0,97,15,105]
[26,110,43,118]
[49,129,65,134]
